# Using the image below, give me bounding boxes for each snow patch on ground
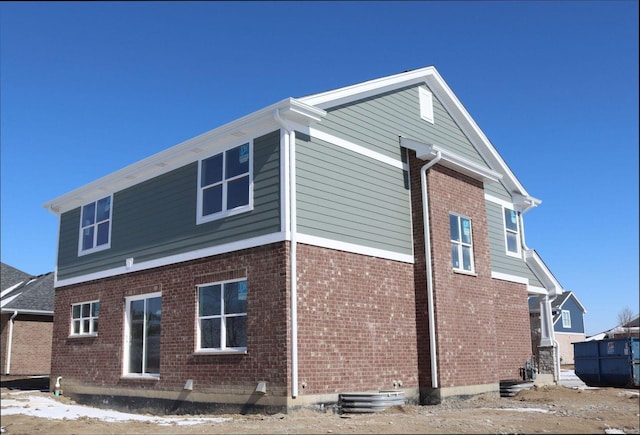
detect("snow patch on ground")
[1,393,230,426]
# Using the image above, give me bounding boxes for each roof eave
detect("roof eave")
[43,98,325,215]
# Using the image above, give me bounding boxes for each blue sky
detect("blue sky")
[1,1,637,336]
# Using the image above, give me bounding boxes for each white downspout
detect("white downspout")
[274,109,299,398]
[420,151,442,389]
[5,310,18,374]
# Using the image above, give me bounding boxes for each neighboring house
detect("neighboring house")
[1,262,55,375]
[43,66,563,414]
[588,313,640,340]
[530,290,586,365]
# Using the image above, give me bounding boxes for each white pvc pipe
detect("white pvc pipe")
[420,151,442,389]
[273,110,299,398]
[5,310,18,374]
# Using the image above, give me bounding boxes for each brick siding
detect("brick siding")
[1,314,52,375]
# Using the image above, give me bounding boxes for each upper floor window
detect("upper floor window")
[450,213,474,273]
[71,300,99,336]
[561,310,571,328]
[504,207,521,256]
[79,196,112,255]
[196,279,247,353]
[197,142,252,224]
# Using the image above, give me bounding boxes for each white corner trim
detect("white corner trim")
[54,232,288,288]
[484,194,516,209]
[296,233,414,264]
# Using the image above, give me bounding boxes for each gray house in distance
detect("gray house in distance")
[44,66,562,414]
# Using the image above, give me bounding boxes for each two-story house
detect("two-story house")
[44,66,563,414]
[530,290,587,365]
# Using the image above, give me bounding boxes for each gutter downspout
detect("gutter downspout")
[5,310,18,374]
[274,109,299,398]
[519,205,560,382]
[420,151,442,389]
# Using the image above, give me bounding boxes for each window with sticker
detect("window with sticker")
[450,213,475,273]
[504,207,521,256]
[197,279,247,352]
[197,142,252,223]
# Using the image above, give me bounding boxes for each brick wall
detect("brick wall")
[296,244,419,395]
[1,314,52,375]
[410,153,532,389]
[51,242,290,396]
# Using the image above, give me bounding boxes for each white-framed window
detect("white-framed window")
[450,213,475,273]
[70,300,99,336]
[503,207,521,256]
[562,310,571,328]
[197,142,252,224]
[79,195,112,255]
[124,292,161,377]
[196,279,247,353]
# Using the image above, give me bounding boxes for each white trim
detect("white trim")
[44,99,325,215]
[0,308,54,315]
[54,232,288,288]
[1,281,25,297]
[400,137,501,183]
[123,291,162,377]
[308,128,406,170]
[491,271,529,285]
[524,250,563,297]
[196,278,247,353]
[0,292,22,308]
[528,285,548,295]
[296,233,414,264]
[300,66,539,206]
[196,141,254,225]
[502,206,522,258]
[78,195,113,256]
[484,194,516,209]
[419,87,434,123]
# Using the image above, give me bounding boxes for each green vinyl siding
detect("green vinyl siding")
[485,200,543,287]
[484,177,513,201]
[296,134,413,256]
[57,130,281,281]
[315,84,488,167]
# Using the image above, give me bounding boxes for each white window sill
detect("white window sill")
[193,349,247,356]
[68,333,98,339]
[121,374,160,381]
[453,269,477,277]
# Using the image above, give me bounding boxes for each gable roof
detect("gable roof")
[1,262,54,315]
[299,66,540,211]
[44,66,538,216]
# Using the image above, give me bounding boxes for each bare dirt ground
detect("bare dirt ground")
[1,378,639,434]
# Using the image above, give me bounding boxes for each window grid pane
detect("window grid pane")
[197,280,247,350]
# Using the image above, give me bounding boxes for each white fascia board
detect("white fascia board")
[300,66,539,207]
[44,98,325,215]
[299,66,439,109]
[400,137,502,184]
[524,250,563,297]
[421,71,540,208]
[0,308,53,315]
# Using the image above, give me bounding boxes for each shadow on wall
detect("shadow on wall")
[0,376,50,392]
